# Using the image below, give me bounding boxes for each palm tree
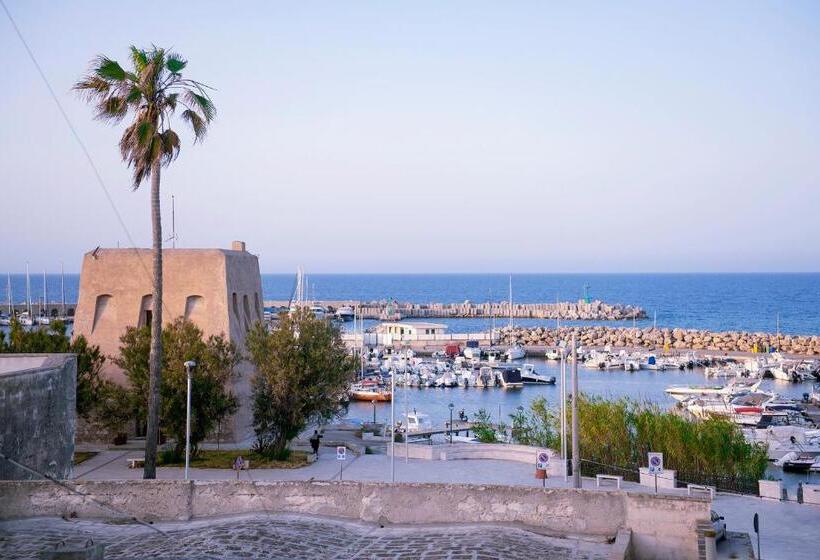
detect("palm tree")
[75,46,215,479]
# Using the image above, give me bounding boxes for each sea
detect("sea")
[5,272,820,334]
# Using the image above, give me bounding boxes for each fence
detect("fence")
[579,458,760,495]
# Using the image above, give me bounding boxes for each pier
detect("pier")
[265,299,646,321]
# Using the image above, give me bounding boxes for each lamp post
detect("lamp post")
[184,360,197,481]
[448,403,454,444]
[371,399,377,423]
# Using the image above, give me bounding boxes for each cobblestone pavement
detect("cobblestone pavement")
[0,514,612,559]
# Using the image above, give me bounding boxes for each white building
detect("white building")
[376,322,448,337]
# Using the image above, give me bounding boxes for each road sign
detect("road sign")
[536,450,550,470]
[336,446,346,461]
[648,452,664,474]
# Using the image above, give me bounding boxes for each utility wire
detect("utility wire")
[1,0,170,315]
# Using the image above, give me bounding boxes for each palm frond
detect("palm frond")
[130,46,148,73]
[183,90,216,121]
[136,121,155,147]
[165,53,187,74]
[94,56,127,81]
[95,95,128,122]
[160,129,181,163]
[181,109,207,142]
[73,76,110,97]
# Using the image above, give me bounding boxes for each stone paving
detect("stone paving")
[0,514,612,559]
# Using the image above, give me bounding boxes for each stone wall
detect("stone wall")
[0,354,76,480]
[502,325,820,356]
[0,480,709,559]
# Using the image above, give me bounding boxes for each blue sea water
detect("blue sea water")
[3,273,820,335]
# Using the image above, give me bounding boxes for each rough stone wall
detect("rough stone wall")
[0,355,76,480]
[0,480,709,559]
[503,325,820,356]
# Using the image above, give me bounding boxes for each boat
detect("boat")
[18,311,34,327]
[777,451,819,473]
[665,380,761,402]
[545,349,561,360]
[497,368,523,389]
[404,411,433,434]
[505,345,526,361]
[520,364,556,385]
[37,269,50,325]
[335,305,355,322]
[349,385,392,402]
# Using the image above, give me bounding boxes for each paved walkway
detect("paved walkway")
[0,514,612,559]
[69,447,820,559]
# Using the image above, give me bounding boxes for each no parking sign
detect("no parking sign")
[536,450,550,470]
[648,452,663,474]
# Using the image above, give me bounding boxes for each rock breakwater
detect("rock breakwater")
[501,325,820,356]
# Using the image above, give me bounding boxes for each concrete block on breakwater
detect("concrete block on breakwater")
[500,325,820,356]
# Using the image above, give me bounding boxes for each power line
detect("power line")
[1,0,169,315]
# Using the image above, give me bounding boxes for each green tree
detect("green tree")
[0,318,107,419]
[114,318,239,459]
[246,311,356,459]
[75,46,216,478]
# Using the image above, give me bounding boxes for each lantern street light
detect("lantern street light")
[448,402,455,444]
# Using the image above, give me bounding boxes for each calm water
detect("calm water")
[345,357,811,426]
[5,273,820,335]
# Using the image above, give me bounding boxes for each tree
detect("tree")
[246,311,356,459]
[0,318,107,419]
[75,46,216,478]
[114,318,239,459]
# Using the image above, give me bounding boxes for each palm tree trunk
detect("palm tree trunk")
[143,159,163,479]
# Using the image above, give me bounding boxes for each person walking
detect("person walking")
[309,430,322,456]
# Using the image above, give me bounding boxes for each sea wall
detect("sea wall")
[0,480,709,560]
[501,325,820,356]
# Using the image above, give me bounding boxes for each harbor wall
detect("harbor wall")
[0,480,708,559]
[502,325,820,356]
[266,299,645,321]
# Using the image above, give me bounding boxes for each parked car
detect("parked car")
[710,510,726,541]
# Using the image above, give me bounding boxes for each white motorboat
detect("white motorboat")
[505,344,526,361]
[519,364,556,385]
[18,311,34,327]
[545,349,561,360]
[335,305,355,321]
[497,368,523,389]
[665,380,761,402]
[404,412,433,434]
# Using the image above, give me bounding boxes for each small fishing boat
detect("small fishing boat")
[497,368,523,389]
[777,451,819,473]
[349,385,392,402]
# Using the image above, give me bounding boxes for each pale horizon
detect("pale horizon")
[2,1,819,274]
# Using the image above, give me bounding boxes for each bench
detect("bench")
[687,484,715,499]
[596,474,623,489]
[127,458,144,469]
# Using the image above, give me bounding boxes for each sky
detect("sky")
[1,1,819,273]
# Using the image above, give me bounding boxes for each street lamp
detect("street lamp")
[184,360,197,481]
[371,399,377,423]
[448,402,454,444]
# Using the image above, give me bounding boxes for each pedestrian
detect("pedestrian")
[309,430,322,456]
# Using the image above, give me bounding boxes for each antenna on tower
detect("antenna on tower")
[166,194,178,248]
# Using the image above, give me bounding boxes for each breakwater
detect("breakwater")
[501,325,820,356]
[266,299,645,321]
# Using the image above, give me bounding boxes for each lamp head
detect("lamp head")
[184,360,197,373]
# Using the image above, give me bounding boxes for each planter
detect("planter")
[758,479,783,501]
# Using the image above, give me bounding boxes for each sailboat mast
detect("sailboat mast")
[60,262,66,317]
[43,269,47,318]
[6,272,11,316]
[508,275,512,331]
[26,262,31,318]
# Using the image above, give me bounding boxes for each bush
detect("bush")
[114,318,239,458]
[472,408,499,443]
[246,310,355,459]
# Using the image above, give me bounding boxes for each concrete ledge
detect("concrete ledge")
[0,480,709,560]
[390,443,565,476]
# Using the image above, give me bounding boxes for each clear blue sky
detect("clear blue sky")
[1,1,819,273]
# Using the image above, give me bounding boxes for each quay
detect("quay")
[265,299,646,321]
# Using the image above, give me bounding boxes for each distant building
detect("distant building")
[0,354,76,480]
[376,322,448,337]
[72,241,262,441]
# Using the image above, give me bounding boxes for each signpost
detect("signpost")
[535,450,550,487]
[337,446,346,480]
[753,512,761,559]
[648,452,663,493]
